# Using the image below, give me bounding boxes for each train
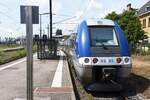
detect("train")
[61,19,132,92]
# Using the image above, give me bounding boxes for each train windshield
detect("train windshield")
[89,26,119,47]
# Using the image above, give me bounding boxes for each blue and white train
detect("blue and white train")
[62,19,132,91]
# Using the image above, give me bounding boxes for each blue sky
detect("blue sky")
[0,0,149,39]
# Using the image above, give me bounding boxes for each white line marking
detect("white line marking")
[0,58,26,71]
[0,54,37,72]
[51,50,64,87]
[13,98,26,100]
[33,87,38,93]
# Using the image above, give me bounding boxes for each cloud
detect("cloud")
[74,0,104,20]
[0,27,18,39]
[21,0,62,14]
[90,0,103,10]
[75,11,83,19]
[85,0,115,18]
[21,0,48,6]
[99,9,115,18]
[53,0,62,14]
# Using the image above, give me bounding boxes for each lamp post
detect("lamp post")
[39,13,55,38]
[39,11,75,39]
[49,0,53,54]
[49,0,52,39]
[39,14,42,38]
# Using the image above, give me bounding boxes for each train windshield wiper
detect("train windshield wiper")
[100,42,108,50]
[95,40,108,49]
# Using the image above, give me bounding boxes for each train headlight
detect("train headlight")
[124,58,129,63]
[84,58,90,63]
[116,57,122,63]
[93,58,98,64]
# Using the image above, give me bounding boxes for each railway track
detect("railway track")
[93,94,145,100]
[67,59,145,100]
[0,47,24,52]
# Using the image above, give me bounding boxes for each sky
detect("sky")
[0,0,149,39]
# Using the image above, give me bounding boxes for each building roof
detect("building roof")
[138,1,150,16]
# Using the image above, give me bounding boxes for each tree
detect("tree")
[105,11,120,23]
[105,11,145,47]
[56,29,62,35]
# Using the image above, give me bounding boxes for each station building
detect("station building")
[138,1,150,42]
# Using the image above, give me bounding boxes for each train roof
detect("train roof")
[85,19,115,26]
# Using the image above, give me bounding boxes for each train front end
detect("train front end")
[75,19,132,91]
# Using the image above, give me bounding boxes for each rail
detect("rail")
[0,47,24,52]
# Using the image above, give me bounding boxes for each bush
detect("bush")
[105,11,145,45]
[0,49,26,65]
[0,51,4,56]
[17,50,26,58]
[0,45,37,65]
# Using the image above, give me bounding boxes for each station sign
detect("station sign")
[20,5,39,100]
[20,6,39,24]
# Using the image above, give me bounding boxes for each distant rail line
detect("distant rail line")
[0,47,24,52]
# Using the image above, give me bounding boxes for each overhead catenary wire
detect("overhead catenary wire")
[0,11,21,34]
[0,1,19,18]
[76,0,93,20]
[54,23,78,25]
[53,16,77,24]
[60,0,94,30]
[0,11,19,23]
[0,2,12,11]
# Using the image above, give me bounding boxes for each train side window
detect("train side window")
[69,39,73,48]
[73,33,76,48]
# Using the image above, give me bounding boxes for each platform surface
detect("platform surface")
[0,51,75,100]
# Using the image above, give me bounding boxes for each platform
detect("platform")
[0,51,75,100]
[33,51,75,100]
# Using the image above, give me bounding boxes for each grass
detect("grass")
[132,56,150,99]
[0,50,25,65]
[0,45,37,65]
[132,54,150,61]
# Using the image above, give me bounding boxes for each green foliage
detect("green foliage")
[63,35,70,40]
[56,29,62,35]
[0,46,36,65]
[105,11,120,22]
[0,44,21,49]
[0,51,4,56]
[105,11,145,46]
[0,50,26,65]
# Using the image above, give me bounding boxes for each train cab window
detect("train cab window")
[89,26,119,47]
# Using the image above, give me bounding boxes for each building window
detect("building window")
[148,18,150,27]
[143,19,146,28]
[145,6,150,11]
